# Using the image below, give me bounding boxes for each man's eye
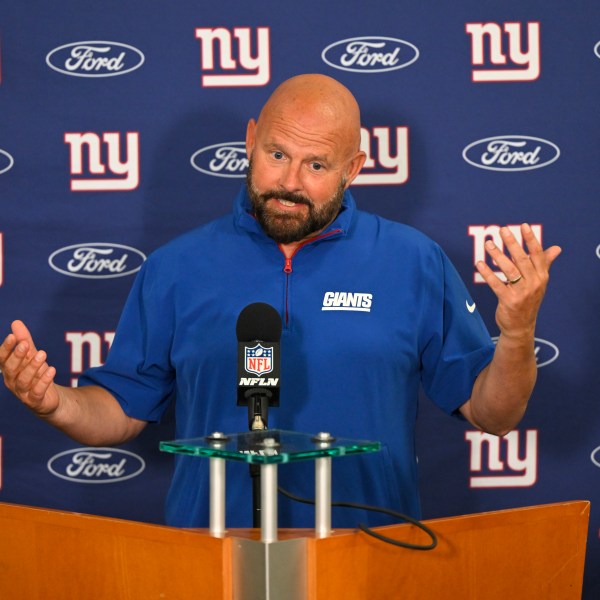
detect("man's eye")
[311,162,323,171]
[272,151,284,160]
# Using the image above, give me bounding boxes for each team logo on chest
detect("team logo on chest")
[245,344,273,376]
[322,291,373,312]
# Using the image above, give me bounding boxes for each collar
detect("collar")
[233,185,357,241]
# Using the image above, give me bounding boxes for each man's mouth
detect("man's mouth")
[277,199,297,207]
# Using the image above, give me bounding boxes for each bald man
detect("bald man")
[1,74,559,528]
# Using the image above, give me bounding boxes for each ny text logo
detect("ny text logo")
[466,22,540,82]
[355,126,409,185]
[469,224,542,284]
[466,429,538,488]
[64,132,140,192]
[195,27,270,87]
[66,331,115,387]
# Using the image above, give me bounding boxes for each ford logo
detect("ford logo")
[46,41,145,77]
[190,141,249,178]
[492,337,559,368]
[48,448,146,484]
[463,135,560,172]
[596,244,600,260]
[48,243,146,279]
[592,446,600,468]
[0,148,14,175]
[594,41,600,59]
[322,36,419,73]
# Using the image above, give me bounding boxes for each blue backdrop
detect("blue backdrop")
[1,1,598,596]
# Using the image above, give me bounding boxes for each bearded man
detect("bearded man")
[0,74,560,528]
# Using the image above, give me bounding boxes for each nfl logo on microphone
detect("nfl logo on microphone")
[245,344,273,376]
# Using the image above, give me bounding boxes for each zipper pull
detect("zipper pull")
[284,257,293,273]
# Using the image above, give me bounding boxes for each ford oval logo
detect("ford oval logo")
[463,135,560,172]
[594,41,600,60]
[492,337,559,368]
[322,36,419,73]
[48,448,146,484]
[48,243,146,279]
[190,141,249,178]
[592,446,600,468]
[0,148,14,175]
[46,41,145,77]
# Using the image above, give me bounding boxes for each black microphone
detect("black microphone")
[236,302,282,430]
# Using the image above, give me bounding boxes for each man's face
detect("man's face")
[245,110,356,245]
[246,158,346,245]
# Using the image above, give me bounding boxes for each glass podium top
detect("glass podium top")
[159,430,381,465]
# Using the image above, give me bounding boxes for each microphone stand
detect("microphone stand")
[246,389,272,528]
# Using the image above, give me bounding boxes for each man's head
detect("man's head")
[245,74,366,246]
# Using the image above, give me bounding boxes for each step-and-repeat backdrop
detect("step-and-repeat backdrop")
[1,1,598,595]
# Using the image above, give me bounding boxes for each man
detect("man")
[0,74,561,527]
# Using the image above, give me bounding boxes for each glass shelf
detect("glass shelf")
[159,429,380,464]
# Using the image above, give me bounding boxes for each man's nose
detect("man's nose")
[278,162,303,192]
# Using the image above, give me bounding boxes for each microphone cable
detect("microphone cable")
[278,486,437,550]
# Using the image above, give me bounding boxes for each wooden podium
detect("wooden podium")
[0,500,589,599]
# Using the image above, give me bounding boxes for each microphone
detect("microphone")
[236,302,282,430]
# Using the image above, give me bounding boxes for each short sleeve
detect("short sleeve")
[78,256,176,422]
[420,247,495,414]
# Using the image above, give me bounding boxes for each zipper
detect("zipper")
[279,229,342,326]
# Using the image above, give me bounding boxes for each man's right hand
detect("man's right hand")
[0,320,60,417]
[1,320,146,445]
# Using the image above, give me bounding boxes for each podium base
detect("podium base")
[232,537,307,600]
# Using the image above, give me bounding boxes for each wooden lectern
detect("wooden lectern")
[0,432,590,598]
[0,500,589,599]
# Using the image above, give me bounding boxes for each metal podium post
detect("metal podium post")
[160,430,380,600]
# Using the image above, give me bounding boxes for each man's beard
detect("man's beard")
[246,160,346,244]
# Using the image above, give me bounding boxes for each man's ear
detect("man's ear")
[343,151,367,188]
[246,119,257,157]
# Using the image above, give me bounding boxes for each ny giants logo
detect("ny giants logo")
[469,224,542,283]
[64,132,139,192]
[322,292,373,312]
[466,429,538,488]
[355,126,409,186]
[66,331,114,387]
[466,22,540,82]
[195,27,270,87]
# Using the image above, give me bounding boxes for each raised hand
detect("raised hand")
[0,320,60,417]
[475,223,561,340]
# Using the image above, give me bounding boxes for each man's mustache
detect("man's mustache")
[258,189,313,208]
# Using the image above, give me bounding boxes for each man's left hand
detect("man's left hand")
[475,223,561,340]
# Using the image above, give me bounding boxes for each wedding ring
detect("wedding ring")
[508,275,523,285]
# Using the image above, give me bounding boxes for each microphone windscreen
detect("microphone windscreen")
[236,302,282,342]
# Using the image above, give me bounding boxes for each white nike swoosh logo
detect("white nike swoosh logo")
[466,300,476,313]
